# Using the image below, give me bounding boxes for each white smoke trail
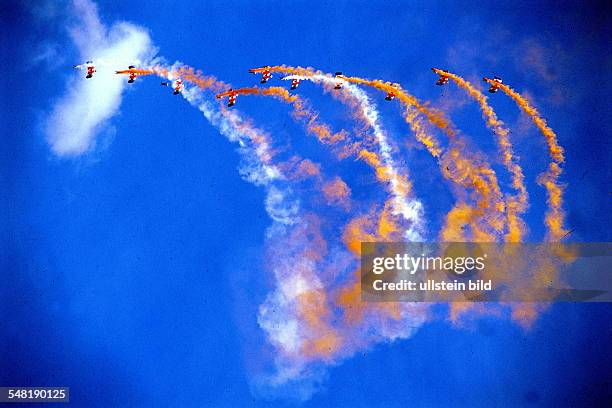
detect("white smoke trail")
[282,75,425,241]
[157,67,328,396]
[160,67,300,224]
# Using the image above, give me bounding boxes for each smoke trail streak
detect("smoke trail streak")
[278,156,353,211]
[435,69,528,242]
[281,74,425,241]
[486,78,567,241]
[115,68,154,76]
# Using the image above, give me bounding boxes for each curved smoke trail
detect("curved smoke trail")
[485,78,567,241]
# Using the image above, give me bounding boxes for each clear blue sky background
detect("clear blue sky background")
[1,0,611,406]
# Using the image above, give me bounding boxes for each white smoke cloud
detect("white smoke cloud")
[46,0,156,156]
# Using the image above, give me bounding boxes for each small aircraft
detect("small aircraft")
[216,89,239,107]
[161,79,184,95]
[249,66,272,83]
[289,78,301,90]
[73,61,96,78]
[280,76,301,90]
[432,68,449,86]
[334,72,344,89]
[484,76,503,93]
[385,83,401,100]
[115,65,151,83]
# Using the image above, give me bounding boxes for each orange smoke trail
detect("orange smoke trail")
[357,149,413,195]
[486,78,567,241]
[268,66,446,156]
[290,214,343,361]
[278,156,322,181]
[151,65,229,93]
[298,288,342,360]
[309,75,417,194]
[267,65,319,78]
[218,86,356,153]
[279,156,353,211]
[218,86,421,218]
[321,176,352,210]
[114,68,154,76]
[436,69,528,242]
[265,66,380,151]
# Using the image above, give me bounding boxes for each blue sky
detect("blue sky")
[1,0,611,406]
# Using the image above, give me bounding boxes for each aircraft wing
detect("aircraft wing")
[249,67,268,74]
[115,69,153,76]
[215,90,235,99]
